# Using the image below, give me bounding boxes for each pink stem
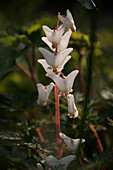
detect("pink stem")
[56,18,60,30]
[15,62,32,79]
[55,85,62,157]
[56,72,65,79]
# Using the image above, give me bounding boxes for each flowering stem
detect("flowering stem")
[55,85,62,157]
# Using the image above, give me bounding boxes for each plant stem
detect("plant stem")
[15,62,32,79]
[32,46,38,89]
[55,85,62,157]
[35,128,44,143]
[78,53,84,93]
[88,123,103,152]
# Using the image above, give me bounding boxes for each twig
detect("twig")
[88,122,103,152]
[15,62,32,79]
[35,128,44,142]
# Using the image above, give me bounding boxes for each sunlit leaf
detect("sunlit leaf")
[0,35,18,47]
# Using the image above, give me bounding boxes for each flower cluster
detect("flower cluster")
[37,9,79,119]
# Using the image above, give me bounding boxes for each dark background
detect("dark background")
[0,0,112,25]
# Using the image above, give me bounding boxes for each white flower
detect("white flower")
[58,9,76,32]
[47,70,79,94]
[45,155,76,169]
[59,132,85,151]
[38,55,71,75]
[37,83,54,106]
[42,24,65,49]
[38,47,73,72]
[42,30,72,53]
[67,94,78,118]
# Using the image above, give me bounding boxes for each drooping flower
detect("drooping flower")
[42,24,65,49]
[58,9,76,32]
[45,155,76,170]
[38,47,73,72]
[38,55,71,75]
[67,94,78,118]
[59,132,85,151]
[47,70,79,94]
[42,29,72,53]
[37,83,54,106]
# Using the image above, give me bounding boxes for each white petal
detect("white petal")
[42,25,53,42]
[66,70,79,90]
[45,155,59,167]
[66,9,74,22]
[67,94,78,118]
[37,83,48,106]
[39,47,73,68]
[59,55,71,71]
[46,84,53,98]
[45,155,76,169]
[54,24,65,43]
[59,132,68,139]
[58,30,72,52]
[43,24,65,44]
[38,59,49,72]
[48,69,78,93]
[54,48,73,66]
[42,37,54,52]
[58,15,67,24]
[38,59,55,74]
[59,155,76,167]
[38,47,54,66]
[47,74,66,92]
[42,30,71,53]
[58,10,76,32]
[59,132,85,151]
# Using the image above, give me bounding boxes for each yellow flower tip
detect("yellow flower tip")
[40,100,46,106]
[52,41,57,49]
[69,89,73,93]
[70,26,76,32]
[46,73,50,77]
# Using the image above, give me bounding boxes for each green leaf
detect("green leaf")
[77,0,96,10]
[0,35,19,47]
[18,34,31,45]
[18,22,42,45]
[0,45,17,81]
[0,41,29,81]
[107,117,113,126]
